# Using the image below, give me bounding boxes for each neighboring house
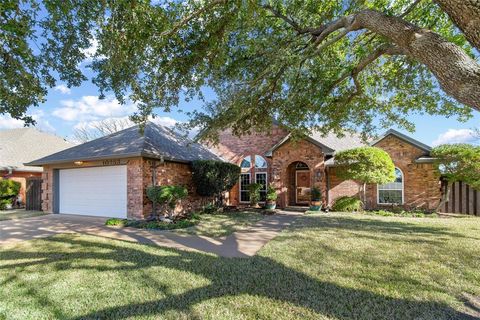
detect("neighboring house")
[210,125,441,210]
[26,122,220,219]
[0,128,72,204]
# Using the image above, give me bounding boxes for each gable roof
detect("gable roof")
[265,130,367,157]
[371,129,431,153]
[0,128,73,172]
[27,122,221,166]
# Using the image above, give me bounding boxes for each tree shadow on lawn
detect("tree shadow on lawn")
[0,235,477,320]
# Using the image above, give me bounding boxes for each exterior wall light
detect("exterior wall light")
[74,161,84,165]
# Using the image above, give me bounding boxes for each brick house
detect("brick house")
[210,126,441,210]
[0,128,72,205]
[27,122,220,219]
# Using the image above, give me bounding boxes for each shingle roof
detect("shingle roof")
[0,128,73,172]
[27,121,221,166]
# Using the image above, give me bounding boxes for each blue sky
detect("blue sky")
[0,59,479,146]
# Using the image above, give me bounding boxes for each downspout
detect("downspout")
[325,166,330,206]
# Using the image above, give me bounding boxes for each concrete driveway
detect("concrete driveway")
[0,213,299,257]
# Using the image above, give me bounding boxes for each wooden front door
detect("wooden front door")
[295,170,311,205]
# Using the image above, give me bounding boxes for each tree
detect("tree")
[72,118,133,143]
[431,144,480,211]
[334,147,395,205]
[146,185,188,220]
[191,160,240,206]
[1,1,479,139]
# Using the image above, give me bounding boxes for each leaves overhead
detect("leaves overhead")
[0,0,476,138]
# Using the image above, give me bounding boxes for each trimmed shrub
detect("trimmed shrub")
[248,183,262,206]
[105,218,128,227]
[191,160,240,203]
[146,185,188,219]
[311,187,321,201]
[332,196,363,212]
[0,179,21,199]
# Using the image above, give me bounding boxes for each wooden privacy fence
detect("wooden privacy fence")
[440,180,480,216]
[26,178,42,211]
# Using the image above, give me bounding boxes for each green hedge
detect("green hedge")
[0,179,21,199]
[332,196,363,212]
[191,160,240,197]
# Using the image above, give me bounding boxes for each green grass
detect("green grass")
[0,209,47,221]
[1,213,479,319]
[175,211,265,237]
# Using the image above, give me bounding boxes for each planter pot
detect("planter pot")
[265,200,277,210]
[309,200,322,211]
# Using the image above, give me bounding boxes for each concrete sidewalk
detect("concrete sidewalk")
[0,212,300,257]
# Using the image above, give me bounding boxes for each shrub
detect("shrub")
[266,185,277,201]
[0,179,21,199]
[191,160,240,205]
[332,196,363,212]
[105,218,127,227]
[0,198,13,210]
[311,187,321,201]
[248,183,262,206]
[146,185,188,219]
[202,203,218,214]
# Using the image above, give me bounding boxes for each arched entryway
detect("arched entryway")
[286,161,311,206]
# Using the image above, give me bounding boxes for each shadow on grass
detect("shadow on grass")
[0,233,477,320]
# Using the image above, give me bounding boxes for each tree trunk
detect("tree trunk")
[434,0,480,51]
[362,182,367,208]
[349,9,480,111]
[436,181,452,212]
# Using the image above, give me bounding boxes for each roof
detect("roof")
[371,129,431,153]
[27,121,221,166]
[0,128,73,172]
[265,130,367,157]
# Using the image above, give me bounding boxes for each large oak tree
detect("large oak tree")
[1,0,479,139]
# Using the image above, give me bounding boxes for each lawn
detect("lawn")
[0,209,47,221]
[0,213,479,319]
[176,211,265,237]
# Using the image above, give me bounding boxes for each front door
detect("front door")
[295,170,311,205]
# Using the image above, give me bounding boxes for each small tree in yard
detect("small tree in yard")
[191,160,240,207]
[431,144,480,211]
[335,147,395,206]
[0,180,21,210]
[146,185,188,221]
[248,183,262,208]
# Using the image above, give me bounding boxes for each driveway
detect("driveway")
[0,213,300,257]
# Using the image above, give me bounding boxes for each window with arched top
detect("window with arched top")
[377,168,404,204]
[239,154,268,202]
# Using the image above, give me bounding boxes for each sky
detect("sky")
[0,57,479,146]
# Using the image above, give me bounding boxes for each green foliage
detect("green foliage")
[266,185,278,201]
[431,144,480,190]
[334,147,395,184]
[0,180,21,199]
[105,215,200,230]
[365,209,438,218]
[248,183,262,206]
[0,199,12,210]
[0,1,474,139]
[105,218,127,227]
[332,196,363,212]
[147,185,188,209]
[202,203,218,214]
[310,187,321,201]
[191,160,240,198]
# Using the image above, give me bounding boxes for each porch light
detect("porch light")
[74,161,84,165]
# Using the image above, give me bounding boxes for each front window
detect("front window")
[240,156,252,169]
[255,172,267,202]
[255,155,268,169]
[240,173,250,202]
[378,168,403,204]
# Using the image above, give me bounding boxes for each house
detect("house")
[26,122,220,219]
[0,128,73,204]
[211,125,441,210]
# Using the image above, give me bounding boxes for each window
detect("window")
[240,173,250,202]
[378,168,403,204]
[240,156,252,169]
[256,172,267,202]
[255,155,267,168]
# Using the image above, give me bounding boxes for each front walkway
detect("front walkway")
[0,212,300,257]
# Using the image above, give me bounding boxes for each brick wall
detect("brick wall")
[41,167,54,212]
[326,167,360,206]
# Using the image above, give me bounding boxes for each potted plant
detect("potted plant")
[248,183,262,208]
[310,186,322,211]
[265,185,277,210]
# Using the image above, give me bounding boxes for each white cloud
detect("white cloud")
[53,84,71,95]
[81,38,99,63]
[52,95,137,122]
[0,110,55,133]
[432,128,479,146]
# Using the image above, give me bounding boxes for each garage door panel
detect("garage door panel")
[59,165,127,218]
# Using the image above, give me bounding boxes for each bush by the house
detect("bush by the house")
[191,160,240,206]
[105,213,200,230]
[105,218,128,227]
[332,196,363,212]
[146,185,188,220]
[365,209,438,218]
[248,183,262,207]
[0,180,21,210]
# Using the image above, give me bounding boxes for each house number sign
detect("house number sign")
[102,159,122,166]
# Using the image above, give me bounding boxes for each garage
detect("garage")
[59,165,127,218]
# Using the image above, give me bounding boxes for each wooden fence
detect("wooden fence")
[440,181,480,216]
[26,178,42,211]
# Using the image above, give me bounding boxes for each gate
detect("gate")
[26,178,42,211]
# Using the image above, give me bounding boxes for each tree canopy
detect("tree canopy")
[1,0,479,139]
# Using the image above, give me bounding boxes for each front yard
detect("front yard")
[0,213,479,319]
[0,209,47,221]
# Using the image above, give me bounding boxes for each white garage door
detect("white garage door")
[59,165,127,218]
